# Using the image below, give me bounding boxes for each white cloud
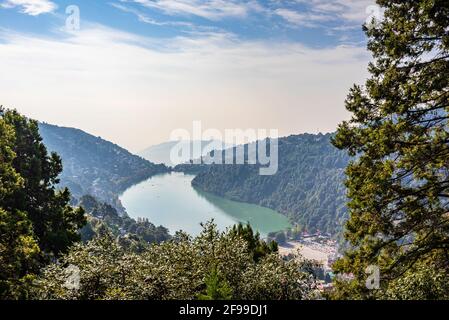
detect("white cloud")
[296,0,376,23]
[0,25,370,151]
[1,0,56,15]
[263,0,377,30]
[111,2,194,27]
[115,0,377,33]
[121,0,250,20]
[274,8,332,28]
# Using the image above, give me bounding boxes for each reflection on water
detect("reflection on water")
[120,172,291,236]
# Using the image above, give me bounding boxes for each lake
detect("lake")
[120,172,291,236]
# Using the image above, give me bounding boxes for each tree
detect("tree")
[332,0,449,299]
[229,223,278,262]
[0,209,40,299]
[1,108,87,299]
[379,260,449,299]
[34,221,318,300]
[275,232,287,245]
[197,266,233,300]
[291,225,303,240]
[78,195,171,246]
[0,116,40,299]
[1,108,86,258]
[0,115,22,201]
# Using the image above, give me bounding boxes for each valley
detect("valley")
[39,122,348,239]
[119,172,291,236]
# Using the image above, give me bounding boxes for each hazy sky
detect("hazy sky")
[0,0,376,152]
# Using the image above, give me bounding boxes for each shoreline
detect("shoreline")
[278,240,337,270]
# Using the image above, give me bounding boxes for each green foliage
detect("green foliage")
[33,222,318,300]
[38,123,169,209]
[274,232,287,245]
[78,195,171,247]
[331,0,449,299]
[0,209,40,299]
[0,108,86,299]
[229,223,278,262]
[197,266,233,300]
[0,117,22,200]
[290,225,304,240]
[379,260,449,300]
[0,112,39,299]
[190,134,351,236]
[1,109,86,257]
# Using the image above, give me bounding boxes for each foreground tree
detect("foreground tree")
[332,0,449,299]
[0,116,40,299]
[229,223,278,262]
[1,108,86,258]
[0,209,40,299]
[0,108,86,299]
[34,222,318,300]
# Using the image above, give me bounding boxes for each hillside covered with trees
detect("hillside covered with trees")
[77,195,171,248]
[190,134,351,236]
[39,123,168,209]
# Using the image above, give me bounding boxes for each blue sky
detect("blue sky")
[0,0,376,151]
[0,0,372,46]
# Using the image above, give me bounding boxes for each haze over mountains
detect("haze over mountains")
[139,140,231,166]
[39,123,168,210]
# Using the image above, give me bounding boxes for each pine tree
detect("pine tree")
[0,209,40,299]
[1,108,86,258]
[198,266,233,300]
[332,0,449,299]
[0,114,40,299]
[229,223,278,262]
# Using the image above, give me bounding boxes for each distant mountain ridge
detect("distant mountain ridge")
[39,123,169,210]
[139,140,231,166]
[188,133,351,236]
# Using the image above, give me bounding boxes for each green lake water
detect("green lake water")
[120,172,291,236]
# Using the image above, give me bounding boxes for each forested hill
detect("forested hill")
[191,133,351,236]
[39,123,168,207]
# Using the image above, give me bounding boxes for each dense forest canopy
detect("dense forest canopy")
[78,195,171,248]
[34,222,319,300]
[189,134,351,236]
